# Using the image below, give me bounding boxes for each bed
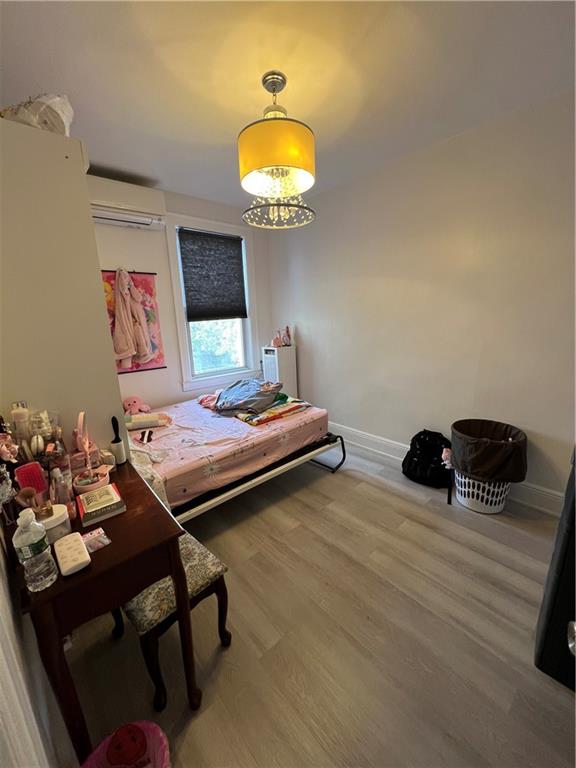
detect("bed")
[129,398,345,523]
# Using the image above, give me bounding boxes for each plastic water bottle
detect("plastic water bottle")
[13,508,58,592]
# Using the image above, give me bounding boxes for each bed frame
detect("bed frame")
[172,432,346,525]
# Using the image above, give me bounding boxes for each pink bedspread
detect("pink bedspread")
[130,399,328,508]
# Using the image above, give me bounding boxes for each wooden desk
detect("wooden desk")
[8,462,201,763]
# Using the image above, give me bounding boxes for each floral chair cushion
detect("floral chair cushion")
[123,533,227,635]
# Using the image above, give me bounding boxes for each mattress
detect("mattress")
[129,398,328,508]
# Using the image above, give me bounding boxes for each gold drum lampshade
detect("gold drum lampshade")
[238,117,315,199]
[237,71,316,204]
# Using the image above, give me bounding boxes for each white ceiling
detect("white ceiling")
[1,2,573,206]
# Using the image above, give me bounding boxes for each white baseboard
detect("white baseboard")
[505,482,564,516]
[328,421,408,463]
[328,420,564,517]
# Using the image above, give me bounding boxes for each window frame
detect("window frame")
[166,214,260,393]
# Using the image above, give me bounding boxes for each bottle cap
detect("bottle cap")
[17,508,36,527]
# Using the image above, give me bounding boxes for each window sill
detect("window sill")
[182,367,262,395]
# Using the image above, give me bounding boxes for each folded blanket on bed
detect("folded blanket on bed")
[236,397,310,426]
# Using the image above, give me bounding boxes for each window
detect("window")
[189,318,245,374]
[174,225,256,383]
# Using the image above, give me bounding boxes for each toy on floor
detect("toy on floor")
[81,720,170,768]
[123,396,152,416]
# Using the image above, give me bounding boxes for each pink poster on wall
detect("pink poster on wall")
[101,270,166,374]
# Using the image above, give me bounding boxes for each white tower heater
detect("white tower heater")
[261,346,298,397]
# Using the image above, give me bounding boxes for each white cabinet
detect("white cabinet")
[261,346,298,397]
[0,120,126,447]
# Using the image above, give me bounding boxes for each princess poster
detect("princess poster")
[101,269,166,374]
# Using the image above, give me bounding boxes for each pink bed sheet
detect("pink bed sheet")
[130,398,328,508]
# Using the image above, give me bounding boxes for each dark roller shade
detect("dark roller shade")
[178,228,247,322]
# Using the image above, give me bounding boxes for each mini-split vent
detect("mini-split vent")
[91,205,165,230]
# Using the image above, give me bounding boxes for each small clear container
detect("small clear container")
[42,504,72,544]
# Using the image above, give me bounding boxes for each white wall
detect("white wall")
[268,95,574,500]
[89,179,272,409]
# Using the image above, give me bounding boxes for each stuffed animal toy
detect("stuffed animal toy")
[123,396,152,416]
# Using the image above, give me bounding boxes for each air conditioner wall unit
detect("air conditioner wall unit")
[87,176,166,230]
[91,204,165,230]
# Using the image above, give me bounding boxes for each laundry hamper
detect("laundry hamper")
[82,721,170,768]
[451,419,527,514]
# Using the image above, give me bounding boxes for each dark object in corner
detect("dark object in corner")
[111,415,121,443]
[88,165,158,188]
[402,430,451,489]
[534,456,575,690]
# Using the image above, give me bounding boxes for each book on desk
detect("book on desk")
[76,483,126,527]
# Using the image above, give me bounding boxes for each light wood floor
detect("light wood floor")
[67,448,574,768]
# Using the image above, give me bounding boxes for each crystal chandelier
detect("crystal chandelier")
[242,194,316,230]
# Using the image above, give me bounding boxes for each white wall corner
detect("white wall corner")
[328,420,564,516]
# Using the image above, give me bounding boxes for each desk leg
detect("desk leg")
[169,538,202,710]
[32,604,92,763]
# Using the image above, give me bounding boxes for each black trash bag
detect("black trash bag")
[402,430,452,488]
[451,419,527,483]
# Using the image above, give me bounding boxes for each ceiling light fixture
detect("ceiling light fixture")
[238,71,316,201]
[238,71,316,230]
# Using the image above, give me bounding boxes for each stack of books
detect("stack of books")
[76,483,126,527]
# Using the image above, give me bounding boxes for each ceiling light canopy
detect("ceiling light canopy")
[237,71,315,200]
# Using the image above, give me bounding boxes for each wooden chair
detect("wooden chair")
[112,532,231,712]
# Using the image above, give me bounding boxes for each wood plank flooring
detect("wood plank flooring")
[67,448,574,767]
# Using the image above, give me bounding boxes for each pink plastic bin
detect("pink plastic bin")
[82,721,170,768]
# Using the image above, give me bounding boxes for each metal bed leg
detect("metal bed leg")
[447,468,454,505]
[310,435,347,474]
